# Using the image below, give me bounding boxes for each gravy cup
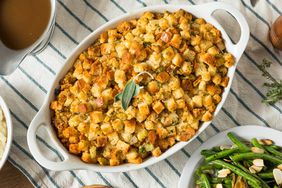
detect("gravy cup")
[0,0,56,75]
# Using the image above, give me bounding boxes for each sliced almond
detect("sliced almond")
[253,159,264,167]
[251,165,263,173]
[273,168,282,185]
[216,184,223,188]
[278,164,282,170]
[249,166,257,174]
[218,169,231,178]
[220,145,231,150]
[261,139,273,145]
[251,147,265,154]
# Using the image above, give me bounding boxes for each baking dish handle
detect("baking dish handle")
[203,2,250,58]
[27,106,78,171]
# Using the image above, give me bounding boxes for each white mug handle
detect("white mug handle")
[200,2,250,59]
[27,106,78,171]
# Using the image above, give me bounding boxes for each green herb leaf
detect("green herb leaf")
[114,92,122,102]
[121,80,136,110]
[259,59,282,105]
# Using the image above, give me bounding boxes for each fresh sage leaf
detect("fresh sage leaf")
[133,85,143,97]
[114,92,122,102]
[121,80,136,110]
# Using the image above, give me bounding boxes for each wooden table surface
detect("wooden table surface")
[0,161,33,188]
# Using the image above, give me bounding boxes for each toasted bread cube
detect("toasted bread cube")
[152,101,165,114]
[178,127,196,141]
[138,102,150,116]
[203,95,213,107]
[128,157,142,164]
[126,149,139,161]
[162,46,175,60]
[165,98,177,112]
[96,136,108,147]
[136,111,148,123]
[213,94,222,104]
[157,127,168,139]
[116,140,130,153]
[152,147,162,157]
[148,52,161,70]
[173,88,184,99]
[124,119,136,133]
[224,53,235,68]
[101,123,113,134]
[201,111,213,122]
[192,95,203,107]
[172,53,183,67]
[137,129,148,142]
[156,72,170,83]
[90,111,104,123]
[112,119,124,132]
[220,76,229,88]
[170,34,182,48]
[148,130,157,144]
[169,77,181,90]
[212,74,222,85]
[166,126,176,137]
[181,62,193,75]
[176,99,186,109]
[114,70,126,85]
[147,81,159,94]
[107,132,119,145]
[183,49,196,61]
[144,120,156,130]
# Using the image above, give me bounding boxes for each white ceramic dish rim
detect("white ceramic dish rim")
[0,96,13,170]
[27,2,250,172]
[178,125,282,188]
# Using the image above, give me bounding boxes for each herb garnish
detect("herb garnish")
[258,59,282,105]
[114,71,154,110]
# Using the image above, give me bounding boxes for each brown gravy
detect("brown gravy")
[0,0,51,50]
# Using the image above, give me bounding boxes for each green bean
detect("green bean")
[247,180,261,188]
[264,146,282,158]
[205,148,239,162]
[258,172,274,179]
[227,132,250,152]
[200,173,211,188]
[201,150,216,157]
[251,138,265,149]
[210,177,224,184]
[269,145,281,150]
[232,153,282,164]
[210,160,262,186]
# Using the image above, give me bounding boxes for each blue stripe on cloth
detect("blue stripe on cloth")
[164,159,181,176]
[110,0,126,13]
[265,0,282,14]
[12,141,60,188]
[48,43,67,59]
[181,149,191,158]
[230,89,271,127]
[57,0,93,32]
[8,157,41,188]
[145,168,166,188]
[0,77,38,111]
[221,108,240,126]
[122,173,138,188]
[163,0,169,4]
[83,0,109,21]
[136,0,147,7]
[32,55,56,75]
[239,0,270,27]
[210,123,220,132]
[18,67,47,93]
[55,23,79,45]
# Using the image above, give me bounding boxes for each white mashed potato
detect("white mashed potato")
[0,108,7,159]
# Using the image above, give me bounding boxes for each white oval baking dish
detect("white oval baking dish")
[0,96,13,170]
[27,2,250,172]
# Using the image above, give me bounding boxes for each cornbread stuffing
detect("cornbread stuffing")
[50,10,234,166]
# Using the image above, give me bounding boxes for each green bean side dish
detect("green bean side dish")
[195,133,282,188]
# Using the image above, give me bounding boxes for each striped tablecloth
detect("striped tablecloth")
[0,0,281,187]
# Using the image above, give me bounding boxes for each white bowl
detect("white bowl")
[0,96,13,170]
[27,2,250,172]
[178,125,282,188]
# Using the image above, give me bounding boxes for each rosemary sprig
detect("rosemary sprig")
[258,59,282,105]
